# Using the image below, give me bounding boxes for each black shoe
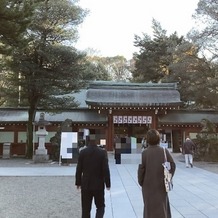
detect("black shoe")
[190,163,193,168]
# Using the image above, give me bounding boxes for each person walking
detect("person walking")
[182,137,196,168]
[138,129,176,218]
[75,136,111,218]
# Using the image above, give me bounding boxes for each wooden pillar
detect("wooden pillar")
[14,129,18,143]
[107,113,114,151]
[152,114,159,129]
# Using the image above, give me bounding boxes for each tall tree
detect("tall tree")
[132,18,218,109]
[0,0,42,105]
[188,0,218,61]
[132,19,184,83]
[164,42,218,108]
[85,55,131,82]
[2,0,89,158]
[186,0,218,108]
[104,56,132,82]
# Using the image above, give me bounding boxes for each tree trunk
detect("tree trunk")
[26,107,36,158]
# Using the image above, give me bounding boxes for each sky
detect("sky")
[75,0,199,59]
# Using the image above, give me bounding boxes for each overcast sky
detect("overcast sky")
[75,0,199,59]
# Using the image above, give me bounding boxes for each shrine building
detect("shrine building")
[0,81,218,157]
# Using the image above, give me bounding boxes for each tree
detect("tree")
[165,39,218,109]
[132,18,218,109]
[0,1,43,105]
[188,0,218,62]
[84,55,112,81]
[84,55,131,82]
[132,19,184,83]
[103,56,132,82]
[194,119,218,161]
[166,44,218,108]
[2,0,90,158]
[186,0,218,108]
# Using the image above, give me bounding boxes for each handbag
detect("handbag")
[137,164,145,186]
[162,148,173,192]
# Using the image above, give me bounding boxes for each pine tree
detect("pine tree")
[2,0,90,158]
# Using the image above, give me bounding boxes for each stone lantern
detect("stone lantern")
[33,112,50,163]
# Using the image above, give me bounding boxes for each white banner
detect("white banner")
[113,115,152,124]
[60,132,77,159]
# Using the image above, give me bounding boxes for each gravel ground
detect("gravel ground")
[0,176,81,218]
[0,158,81,218]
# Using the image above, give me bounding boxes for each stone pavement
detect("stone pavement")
[0,152,218,218]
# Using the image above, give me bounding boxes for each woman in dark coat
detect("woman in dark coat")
[138,129,176,218]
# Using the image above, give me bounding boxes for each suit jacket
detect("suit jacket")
[75,145,111,190]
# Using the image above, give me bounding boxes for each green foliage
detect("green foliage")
[0,0,42,54]
[185,0,218,109]
[194,119,218,161]
[164,43,218,108]
[194,135,218,161]
[0,0,89,158]
[0,0,43,105]
[132,19,184,83]
[84,56,112,81]
[2,0,89,107]
[132,17,218,109]
[7,44,88,109]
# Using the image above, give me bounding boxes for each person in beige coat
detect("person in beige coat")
[138,129,176,218]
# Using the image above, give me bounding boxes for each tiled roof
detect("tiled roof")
[159,110,218,124]
[58,89,87,108]
[86,81,182,107]
[1,109,218,124]
[0,109,107,123]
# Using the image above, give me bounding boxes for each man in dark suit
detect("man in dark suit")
[75,136,111,218]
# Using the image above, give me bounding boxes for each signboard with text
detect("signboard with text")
[113,116,152,124]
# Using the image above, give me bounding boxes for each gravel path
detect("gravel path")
[0,176,81,218]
